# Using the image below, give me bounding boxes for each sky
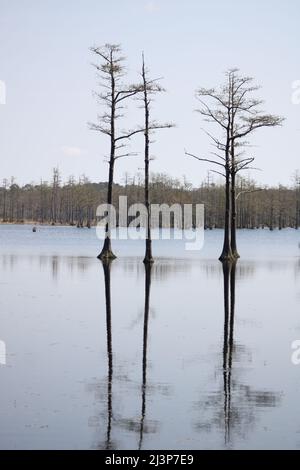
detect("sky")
[0,0,299,187]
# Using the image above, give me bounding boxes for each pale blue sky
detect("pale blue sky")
[0,0,299,186]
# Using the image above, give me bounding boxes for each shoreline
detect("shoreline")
[0,221,92,228]
[0,222,299,231]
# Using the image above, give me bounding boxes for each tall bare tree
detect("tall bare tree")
[227,70,283,256]
[186,69,283,261]
[90,44,142,260]
[140,54,174,264]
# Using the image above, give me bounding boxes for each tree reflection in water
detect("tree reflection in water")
[194,260,282,447]
[139,263,152,450]
[102,260,113,450]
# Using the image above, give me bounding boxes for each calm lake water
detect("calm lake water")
[0,225,300,450]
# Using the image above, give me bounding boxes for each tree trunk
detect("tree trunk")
[144,156,153,263]
[99,70,117,261]
[230,171,240,258]
[98,159,116,260]
[144,159,153,264]
[219,108,234,262]
[143,67,154,265]
[219,168,234,262]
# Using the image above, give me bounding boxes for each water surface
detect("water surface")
[0,225,299,449]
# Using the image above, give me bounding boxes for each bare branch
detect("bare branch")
[210,169,226,178]
[88,122,111,136]
[185,150,225,168]
[115,152,139,160]
[115,128,145,142]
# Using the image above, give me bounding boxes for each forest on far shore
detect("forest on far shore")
[0,169,299,230]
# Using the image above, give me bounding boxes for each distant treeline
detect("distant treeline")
[1,170,300,230]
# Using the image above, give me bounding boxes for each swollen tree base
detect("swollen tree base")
[219,252,235,262]
[219,241,240,261]
[97,250,117,261]
[231,251,240,259]
[143,238,154,264]
[98,238,117,261]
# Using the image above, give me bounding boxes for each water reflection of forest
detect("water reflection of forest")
[1,254,299,283]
